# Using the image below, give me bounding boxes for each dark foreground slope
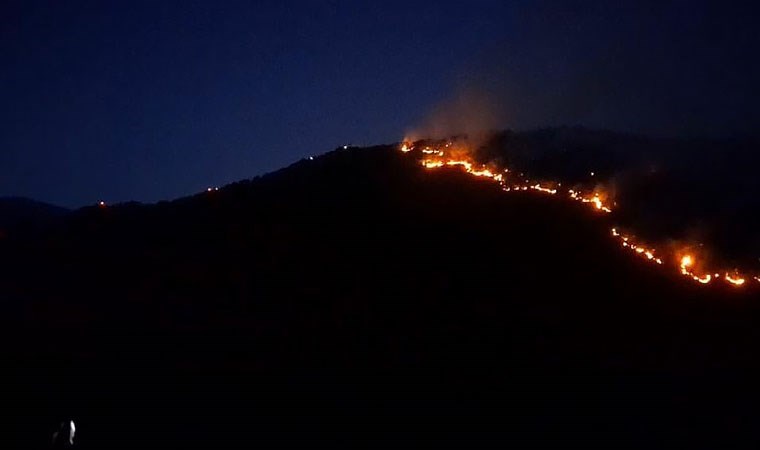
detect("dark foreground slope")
[4,146,760,448]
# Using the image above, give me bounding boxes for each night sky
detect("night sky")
[2,0,759,207]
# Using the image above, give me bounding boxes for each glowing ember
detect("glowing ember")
[725,273,746,286]
[531,184,557,195]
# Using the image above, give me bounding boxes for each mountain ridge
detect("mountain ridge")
[0,196,70,238]
[1,142,758,378]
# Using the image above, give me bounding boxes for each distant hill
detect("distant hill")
[0,196,69,233]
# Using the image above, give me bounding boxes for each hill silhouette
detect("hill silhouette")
[0,197,69,237]
[4,142,760,448]
[2,142,759,373]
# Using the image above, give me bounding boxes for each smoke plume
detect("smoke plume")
[404,87,507,144]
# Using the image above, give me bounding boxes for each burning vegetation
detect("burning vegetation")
[400,138,758,289]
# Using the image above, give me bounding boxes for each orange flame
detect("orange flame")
[612,228,663,265]
[677,254,713,284]
[531,184,557,195]
[680,255,693,271]
[422,160,444,168]
[568,190,612,213]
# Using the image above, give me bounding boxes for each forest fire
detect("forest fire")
[401,140,759,290]
[419,157,504,182]
[725,273,746,286]
[679,255,713,284]
[531,184,557,195]
[422,160,444,168]
[569,190,612,213]
[611,228,663,265]
[680,255,694,272]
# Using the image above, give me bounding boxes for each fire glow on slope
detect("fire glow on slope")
[612,228,663,265]
[401,140,758,289]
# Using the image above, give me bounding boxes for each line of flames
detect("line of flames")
[402,141,757,288]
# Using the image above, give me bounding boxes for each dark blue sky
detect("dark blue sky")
[2,0,759,207]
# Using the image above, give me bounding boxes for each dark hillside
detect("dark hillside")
[4,145,760,448]
[2,144,758,372]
